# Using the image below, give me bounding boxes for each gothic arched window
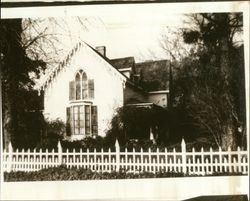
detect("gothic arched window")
[75,72,81,100]
[67,69,97,137]
[69,70,95,101]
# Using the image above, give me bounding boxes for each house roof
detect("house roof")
[134,59,170,91]
[135,60,170,74]
[110,57,135,70]
[36,41,127,92]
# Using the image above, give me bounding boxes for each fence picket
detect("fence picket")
[209,147,213,174]
[228,147,232,173]
[243,157,247,174]
[219,147,223,172]
[237,146,241,172]
[200,147,204,175]
[108,148,111,172]
[173,148,177,172]
[2,141,248,175]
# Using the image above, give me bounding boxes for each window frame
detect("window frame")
[72,69,94,101]
[68,101,95,136]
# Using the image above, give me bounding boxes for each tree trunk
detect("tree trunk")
[1,19,23,149]
[216,14,236,150]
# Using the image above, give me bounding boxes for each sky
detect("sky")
[24,5,189,64]
[79,12,188,62]
[3,2,248,64]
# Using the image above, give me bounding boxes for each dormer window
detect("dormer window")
[69,70,94,101]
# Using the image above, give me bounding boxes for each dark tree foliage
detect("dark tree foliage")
[1,19,46,149]
[172,13,245,149]
[106,106,169,146]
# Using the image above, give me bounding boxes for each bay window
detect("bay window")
[66,69,98,137]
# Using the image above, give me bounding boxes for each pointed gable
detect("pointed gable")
[36,41,127,94]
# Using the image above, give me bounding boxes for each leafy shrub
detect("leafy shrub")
[106,106,169,146]
[4,166,244,182]
[38,118,65,149]
[4,166,185,181]
[61,136,114,151]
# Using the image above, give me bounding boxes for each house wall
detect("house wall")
[43,44,125,139]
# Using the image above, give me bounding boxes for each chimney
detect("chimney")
[95,46,106,57]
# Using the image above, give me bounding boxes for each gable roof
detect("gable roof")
[134,59,170,91]
[135,60,170,74]
[36,41,127,93]
[110,57,135,70]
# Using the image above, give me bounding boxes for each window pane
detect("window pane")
[75,73,81,100]
[80,120,84,127]
[72,105,84,135]
[80,128,84,134]
[82,80,88,99]
[74,106,78,113]
[79,105,84,113]
[85,105,91,135]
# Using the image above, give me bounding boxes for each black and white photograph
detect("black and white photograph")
[0,1,249,200]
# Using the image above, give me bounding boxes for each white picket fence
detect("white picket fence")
[2,139,248,175]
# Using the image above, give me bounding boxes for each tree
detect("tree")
[1,17,91,149]
[175,13,245,150]
[0,19,47,149]
[106,106,169,146]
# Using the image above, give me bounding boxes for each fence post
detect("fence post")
[150,128,156,144]
[181,138,187,174]
[7,142,13,172]
[57,141,62,165]
[115,139,120,172]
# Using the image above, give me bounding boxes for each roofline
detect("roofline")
[83,41,128,82]
[126,102,153,105]
[125,102,166,110]
[148,90,169,94]
[119,67,132,72]
[110,56,135,61]
[136,59,170,65]
[126,80,148,95]
[37,41,128,92]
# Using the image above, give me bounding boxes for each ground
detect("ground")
[183,195,248,201]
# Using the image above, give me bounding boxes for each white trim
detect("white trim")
[118,67,132,72]
[126,103,153,106]
[148,90,169,94]
[37,42,127,92]
[83,42,127,82]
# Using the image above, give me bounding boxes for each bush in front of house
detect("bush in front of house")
[4,165,245,182]
[60,136,116,151]
[106,106,169,146]
[4,165,186,181]
[38,118,65,149]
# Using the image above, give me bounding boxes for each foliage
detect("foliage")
[1,17,91,149]
[0,19,46,149]
[4,165,245,182]
[38,118,65,149]
[61,136,114,151]
[59,137,165,151]
[106,106,169,146]
[3,165,184,181]
[168,13,245,150]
